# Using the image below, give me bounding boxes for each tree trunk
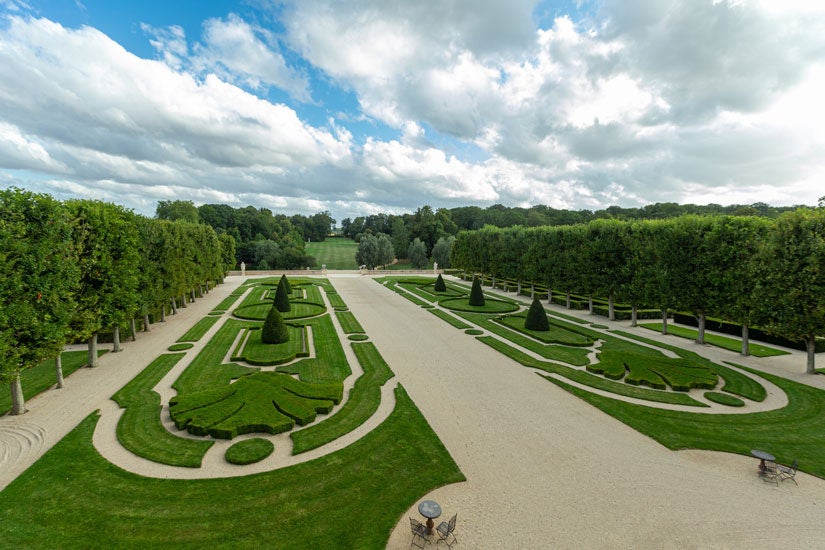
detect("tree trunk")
[129,318,137,341]
[547,288,553,305]
[531,284,535,300]
[112,325,122,352]
[696,313,706,345]
[491,276,496,289]
[180,294,188,308]
[55,354,64,389]
[517,280,522,295]
[807,337,816,374]
[661,308,668,335]
[170,297,178,315]
[566,292,571,309]
[588,296,594,315]
[159,305,166,322]
[631,305,638,327]
[10,375,26,415]
[741,324,750,356]
[88,334,99,367]
[608,295,615,321]
[206,280,211,292]
[190,289,196,302]
[143,313,151,332]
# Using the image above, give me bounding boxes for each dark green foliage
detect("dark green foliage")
[261,306,289,344]
[469,277,485,306]
[225,438,275,465]
[434,274,447,292]
[170,372,343,439]
[524,298,549,331]
[274,277,291,312]
[279,274,292,294]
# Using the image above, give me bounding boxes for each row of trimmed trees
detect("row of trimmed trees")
[451,210,825,373]
[0,189,236,415]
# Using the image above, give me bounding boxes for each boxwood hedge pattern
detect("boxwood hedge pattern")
[376,276,772,411]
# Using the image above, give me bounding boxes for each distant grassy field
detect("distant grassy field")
[306,238,358,269]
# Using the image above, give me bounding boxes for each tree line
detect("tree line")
[450,210,825,373]
[340,201,806,268]
[1,189,235,415]
[156,200,334,270]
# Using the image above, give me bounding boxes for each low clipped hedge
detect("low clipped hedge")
[225,438,275,465]
[496,314,594,347]
[439,297,519,314]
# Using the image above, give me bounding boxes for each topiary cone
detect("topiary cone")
[279,274,292,294]
[469,277,485,306]
[434,273,446,292]
[261,305,290,344]
[524,297,550,331]
[274,277,291,312]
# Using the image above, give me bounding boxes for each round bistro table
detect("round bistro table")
[418,500,442,535]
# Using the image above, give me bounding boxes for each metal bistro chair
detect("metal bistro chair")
[435,513,457,547]
[777,459,799,486]
[410,517,431,549]
[761,460,780,486]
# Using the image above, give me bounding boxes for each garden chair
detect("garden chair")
[410,517,431,548]
[436,513,458,547]
[777,459,799,485]
[761,460,780,486]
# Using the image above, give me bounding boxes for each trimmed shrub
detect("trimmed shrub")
[225,438,275,465]
[434,274,447,292]
[279,274,292,294]
[274,278,291,312]
[524,298,549,331]
[261,306,290,344]
[469,277,485,306]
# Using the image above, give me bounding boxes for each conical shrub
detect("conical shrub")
[261,305,290,344]
[434,273,446,292]
[279,274,292,294]
[469,277,485,306]
[524,297,549,331]
[274,277,291,312]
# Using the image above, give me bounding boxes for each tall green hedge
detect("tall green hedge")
[434,274,447,292]
[274,278,291,312]
[261,306,289,344]
[524,298,549,331]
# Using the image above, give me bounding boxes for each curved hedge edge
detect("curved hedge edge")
[168,343,194,352]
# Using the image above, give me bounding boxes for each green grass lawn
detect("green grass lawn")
[305,238,358,269]
[638,322,790,357]
[0,385,465,548]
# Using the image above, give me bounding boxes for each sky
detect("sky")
[0,0,823,223]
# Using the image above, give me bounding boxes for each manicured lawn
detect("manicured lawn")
[639,322,790,357]
[111,353,213,467]
[335,310,365,334]
[176,315,220,342]
[0,385,466,548]
[1,350,107,415]
[305,238,359,269]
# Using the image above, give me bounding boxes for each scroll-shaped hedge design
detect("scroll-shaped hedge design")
[589,349,718,392]
[170,372,343,439]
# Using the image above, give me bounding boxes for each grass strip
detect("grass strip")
[704,392,745,407]
[0,350,106,415]
[428,308,472,329]
[0,386,464,548]
[111,353,213,467]
[276,315,351,383]
[638,323,790,357]
[335,310,365,334]
[291,342,394,454]
[176,315,220,343]
[327,292,347,309]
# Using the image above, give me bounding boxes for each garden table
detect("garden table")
[418,500,442,535]
[751,449,775,473]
